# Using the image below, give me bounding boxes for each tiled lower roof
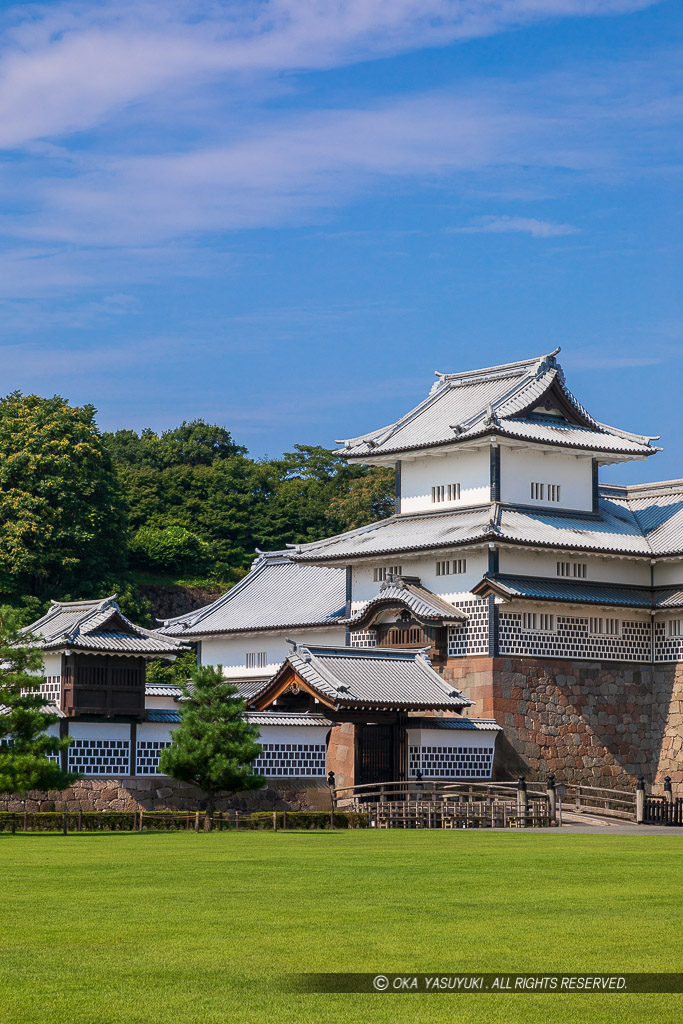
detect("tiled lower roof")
[472,574,683,610]
[160,553,346,637]
[410,717,502,732]
[145,684,183,697]
[245,712,334,728]
[290,487,683,562]
[147,709,181,723]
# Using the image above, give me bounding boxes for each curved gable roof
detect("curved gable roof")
[23,596,185,656]
[337,349,659,461]
[160,553,347,637]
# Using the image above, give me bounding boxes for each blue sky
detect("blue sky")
[0,0,681,483]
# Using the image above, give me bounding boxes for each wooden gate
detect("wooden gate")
[357,724,395,787]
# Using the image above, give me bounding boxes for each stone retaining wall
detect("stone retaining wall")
[0,777,332,814]
[442,655,683,791]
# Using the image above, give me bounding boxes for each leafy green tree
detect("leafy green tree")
[0,392,127,599]
[130,525,212,575]
[0,607,78,794]
[103,424,395,587]
[159,664,264,827]
[327,466,395,532]
[145,649,197,688]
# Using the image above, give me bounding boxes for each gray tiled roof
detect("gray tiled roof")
[23,597,186,657]
[245,712,334,728]
[291,505,493,561]
[263,643,472,711]
[337,351,658,460]
[145,683,183,697]
[343,576,467,626]
[291,484,683,561]
[159,552,346,637]
[473,574,654,608]
[147,709,181,723]
[474,573,683,610]
[409,717,503,732]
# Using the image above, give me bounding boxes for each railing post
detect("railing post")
[517,775,528,828]
[636,775,645,824]
[327,771,337,810]
[663,776,673,804]
[546,773,557,825]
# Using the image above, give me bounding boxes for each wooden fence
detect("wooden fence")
[643,796,683,826]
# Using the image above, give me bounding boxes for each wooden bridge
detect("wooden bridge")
[327,774,679,828]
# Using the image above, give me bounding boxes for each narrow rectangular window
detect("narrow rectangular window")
[452,558,467,574]
[388,565,403,577]
[436,560,452,576]
[246,652,268,669]
[432,484,459,503]
[668,619,682,637]
[590,617,620,636]
[523,612,555,632]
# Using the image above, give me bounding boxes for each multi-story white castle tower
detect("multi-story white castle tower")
[166,349,682,792]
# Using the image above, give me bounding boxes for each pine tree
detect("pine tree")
[0,607,79,795]
[159,664,264,828]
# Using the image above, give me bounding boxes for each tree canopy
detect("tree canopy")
[0,396,394,605]
[159,664,265,826]
[0,393,127,600]
[0,607,79,794]
[103,427,394,586]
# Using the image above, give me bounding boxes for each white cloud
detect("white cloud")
[450,214,581,237]
[0,0,663,148]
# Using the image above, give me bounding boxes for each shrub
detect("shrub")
[247,811,368,830]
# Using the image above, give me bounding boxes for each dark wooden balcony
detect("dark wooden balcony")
[61,653,146,719]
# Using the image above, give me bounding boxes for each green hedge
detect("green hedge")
[0,811,137,832]
[0,810,369,832]
[247,811,368,830]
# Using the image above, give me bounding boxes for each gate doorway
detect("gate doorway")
[356,724,396,786]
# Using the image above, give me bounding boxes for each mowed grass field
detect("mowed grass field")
[0,831,680,1024]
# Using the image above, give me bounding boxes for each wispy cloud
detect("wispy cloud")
[0,0,675,302]
[0,1,663,148]
[449,215,581,237]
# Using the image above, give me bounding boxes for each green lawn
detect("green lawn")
[0,831,680,1024]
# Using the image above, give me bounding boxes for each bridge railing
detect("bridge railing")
[329,776,639,823]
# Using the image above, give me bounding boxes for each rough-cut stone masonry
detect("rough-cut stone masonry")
[0,777,332,814]
[442,656,683,791]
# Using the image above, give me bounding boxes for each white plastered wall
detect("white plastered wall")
[67,722,131,741]
[137,722,178,744]
[406,728,497,751]
[499,548,651,585]
[350,549,487,612]
[653,559,683,586]
[254,724,330,746]
[145,694,181,710]
[400,448,490,513]
[199,626,345,677]
[500,446,593,511]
